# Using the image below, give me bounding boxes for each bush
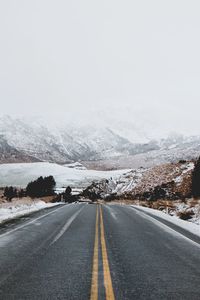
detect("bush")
[177,210,194,220]
[52,194,62,203]
[4,186,17,201]
[179,160,187,164]
[18,189,26,198]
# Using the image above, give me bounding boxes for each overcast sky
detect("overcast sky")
[0,1,199,135]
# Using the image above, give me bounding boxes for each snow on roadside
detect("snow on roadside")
[0,200,61,224]
[132,205,200,238]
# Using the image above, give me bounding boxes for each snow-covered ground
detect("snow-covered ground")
[132,205,200,238]
[0,162,130,188]
[0,200,61,224]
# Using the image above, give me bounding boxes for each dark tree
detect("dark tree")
[63,186,72,202]
[43,176,56,196]
[26,176,56,198]
[192,157,200,198]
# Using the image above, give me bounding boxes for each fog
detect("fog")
[0,1,199,136]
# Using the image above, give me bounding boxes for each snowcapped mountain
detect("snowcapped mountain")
[0,115,199,166]
[0,115,141,163]
[0,134,39,163]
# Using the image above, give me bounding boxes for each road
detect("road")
[0,203,199,299]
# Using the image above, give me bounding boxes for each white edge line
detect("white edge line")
[50,206,85,245]
[130,206,200,249]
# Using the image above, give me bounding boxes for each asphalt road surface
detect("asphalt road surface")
[0,203,199,300]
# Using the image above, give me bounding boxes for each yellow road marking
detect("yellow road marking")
[90,206,99,300]
[100,205,115,300]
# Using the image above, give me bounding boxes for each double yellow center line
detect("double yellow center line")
[90,207,99,299]
[90,205,115,300]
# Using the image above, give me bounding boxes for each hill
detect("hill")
[82,161,194,200]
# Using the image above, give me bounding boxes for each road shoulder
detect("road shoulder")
[131,205,200,245]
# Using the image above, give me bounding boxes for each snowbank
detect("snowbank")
[132,205,200,238]
[0,200,61,224]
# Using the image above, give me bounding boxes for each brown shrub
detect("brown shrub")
[177,210,194,220]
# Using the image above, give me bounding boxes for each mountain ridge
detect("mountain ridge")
[0,115,199,167]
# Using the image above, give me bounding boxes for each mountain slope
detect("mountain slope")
[0,116,156,163]
[0,115,199,166]
[0,135,39,163]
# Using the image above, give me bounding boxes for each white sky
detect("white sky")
[0,0,199,135]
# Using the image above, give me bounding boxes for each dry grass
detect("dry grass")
[0,197,33,209]
[188,198,200,208]
[0,195,55,209]
[39,196,55,203]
